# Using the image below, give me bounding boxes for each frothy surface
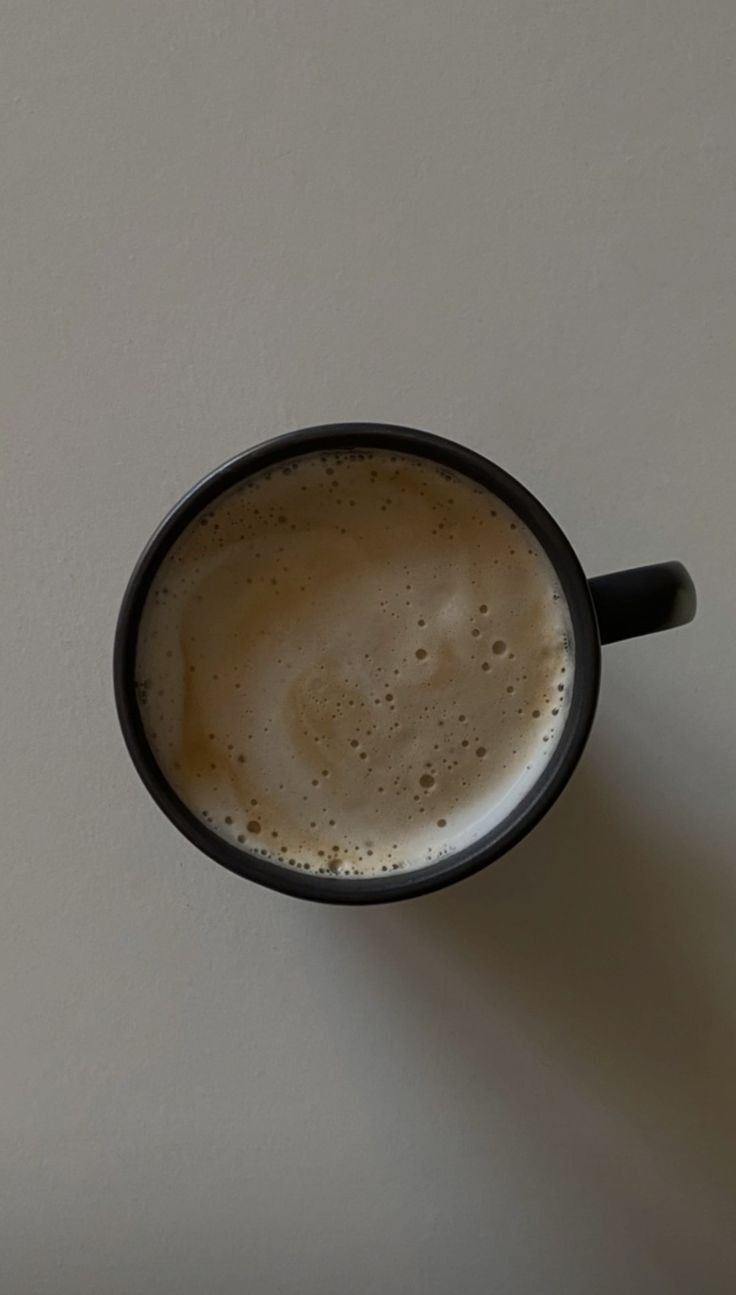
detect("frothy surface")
[136,450,573,876]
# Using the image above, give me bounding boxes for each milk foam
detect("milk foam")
[136,450,573,876]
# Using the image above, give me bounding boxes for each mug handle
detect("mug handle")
[589,562,696,645]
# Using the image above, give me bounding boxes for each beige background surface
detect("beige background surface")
[3,3,736,1292]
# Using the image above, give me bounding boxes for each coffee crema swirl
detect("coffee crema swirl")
[136,450,573,876]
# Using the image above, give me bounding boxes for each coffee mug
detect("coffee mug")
[114,424,696,903]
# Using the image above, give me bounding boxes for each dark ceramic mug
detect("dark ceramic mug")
[114,424,696,904]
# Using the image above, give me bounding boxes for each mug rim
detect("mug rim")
[113,423,601,904]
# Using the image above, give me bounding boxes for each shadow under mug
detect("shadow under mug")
[114,424,696,904]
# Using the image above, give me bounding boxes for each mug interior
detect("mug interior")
[114,424,601,903]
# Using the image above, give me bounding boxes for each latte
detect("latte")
[136,450,572,876]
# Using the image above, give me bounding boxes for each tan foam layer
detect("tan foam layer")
[136,449,573,876]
